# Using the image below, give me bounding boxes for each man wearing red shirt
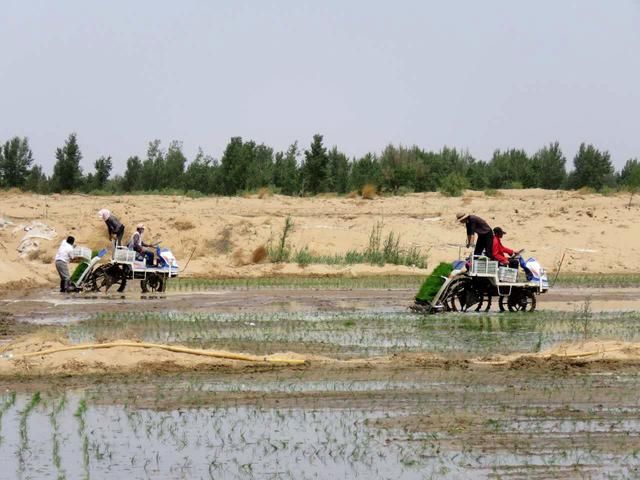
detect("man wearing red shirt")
[492,227,521,267]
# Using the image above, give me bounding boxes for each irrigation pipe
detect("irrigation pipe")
[473,344,640,366]
[8,342,307,365]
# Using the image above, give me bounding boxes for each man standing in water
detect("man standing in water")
[456,213,494,258]
[54,236,75,293]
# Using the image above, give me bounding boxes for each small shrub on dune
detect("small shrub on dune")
[251,245,268,263]
[577,186,596,195]
[174,220,195,230]
[346,190,359,199]
[294,247,313,267]
[257,187,272,199]
[231,248,247,266]
[361,184,376,200]
[484,189,502,197]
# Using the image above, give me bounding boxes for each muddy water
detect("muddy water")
[2,286,640,478]
[2,286,640,326]
[1,369,639,479]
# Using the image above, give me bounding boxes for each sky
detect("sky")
[1,0,639,174]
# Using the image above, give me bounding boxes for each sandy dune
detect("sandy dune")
[0,189,637,290]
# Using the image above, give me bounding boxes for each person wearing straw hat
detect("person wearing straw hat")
[98,209,125,246]
[456,213,494,259]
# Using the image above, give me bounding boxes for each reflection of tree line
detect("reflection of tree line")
[2,133,639,197]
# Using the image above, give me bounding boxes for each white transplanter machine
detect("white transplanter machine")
[70,243,179,293]
[412,251,549,314]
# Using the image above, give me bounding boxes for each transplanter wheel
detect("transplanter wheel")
[141,273,165,293]
[446,277,484,312]
[507,290,537,312]
[476,294,492,312]
[498,295,508,312]
[90,264,127,293]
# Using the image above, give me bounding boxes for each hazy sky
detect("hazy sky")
[1,0,639,174]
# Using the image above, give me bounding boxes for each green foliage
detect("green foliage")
[569,143,615,190]
[245,143,274,191]
[90,156,113,191]
[619,158,640,185]
[0,137,33,188]
[270,221,427,268]
[350,153,382,191]
[1,132,635,197]
[439,172,469,197]
[415,262,454,302]
[51,133,83,192]
[183,148,220,194]
[294,246,313,266]
[273,143,300,195]
[122,156,143,192]
[301,134,329,194]
[327,146,350,194]
[24,165,49,193]
[220,137,253,195]
[531,142,567,189]
[379,144,417,193]
[620,159,640,207]
[488,149,535,189]
[268,216,294,262]
[163,140,187,188]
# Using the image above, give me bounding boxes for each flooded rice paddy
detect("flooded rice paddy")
[1,282,640,478]
[66,309,640,358]
[2,370,640,479]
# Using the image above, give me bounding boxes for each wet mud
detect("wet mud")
[2,286,639,326]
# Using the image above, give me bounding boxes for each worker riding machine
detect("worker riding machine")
[412,249,549,314]
[70,243,179,293]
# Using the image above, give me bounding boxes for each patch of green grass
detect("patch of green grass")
[268,216,294,263]
[268,219,428,268]
[553,273,640,288]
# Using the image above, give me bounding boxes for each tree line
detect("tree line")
[1,132,639,196]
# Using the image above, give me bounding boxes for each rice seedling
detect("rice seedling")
[75,397,90,480]
[169,275,425,291]
[0,391,16,445]
[569,297,593,340]
[18,391,41,475]
[50,395,67,480]
[65,308,640,359]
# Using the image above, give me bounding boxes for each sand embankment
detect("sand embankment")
[0,189,636,290]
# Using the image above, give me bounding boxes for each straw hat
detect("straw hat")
[456,212,469,222]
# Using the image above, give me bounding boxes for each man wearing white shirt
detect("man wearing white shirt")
[54,236,75,293]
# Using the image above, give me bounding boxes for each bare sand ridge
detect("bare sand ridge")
[0,189,636,290]
[1,332,639,378]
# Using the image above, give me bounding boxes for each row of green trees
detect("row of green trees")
[1,133,639,196]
